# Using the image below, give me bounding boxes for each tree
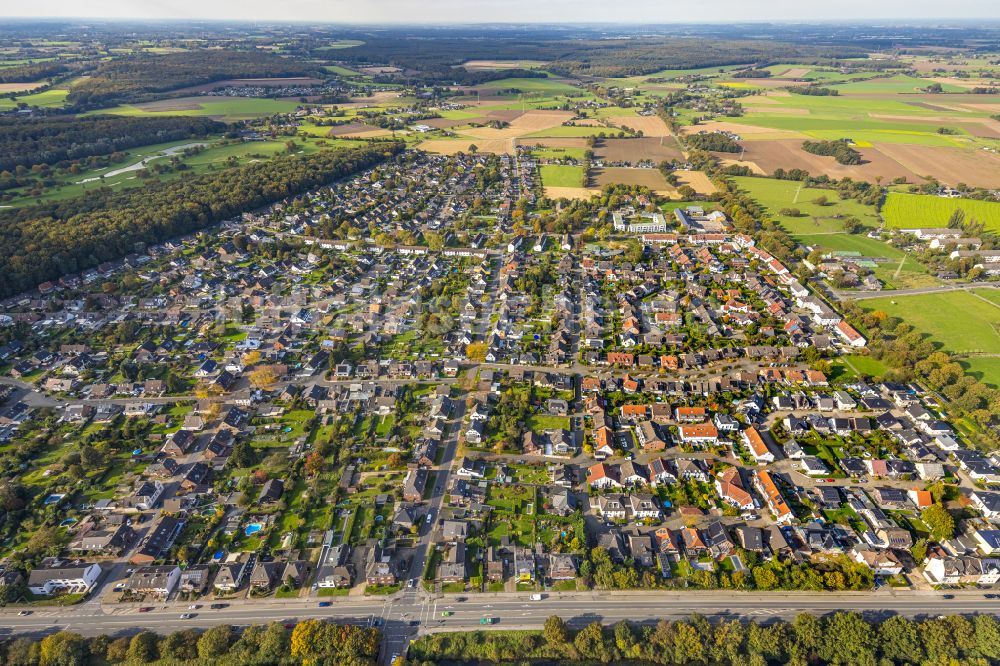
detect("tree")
[304,451,324,476]
[424,231,445,250]
[126,632,158,664]
[290,619,325,659]
[544,614,569,645]
[574,622,611,662]
[922,503,955,541]
[465,342,487,362]
[249,364,281,388]
[258,622,291,662]
[230,440,257,468]
[39,631,87,666]
[158,629,199,661]
[878,615,924,664]
[197,624,233,659]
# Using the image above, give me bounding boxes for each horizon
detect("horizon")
[3,0,999,24]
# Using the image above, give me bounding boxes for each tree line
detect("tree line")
[0,620,380,666]
[0,141,404,298]
[409,612,1000,666]
[0,115,225,172]
[67,51,317,106]
[0,61,68,84]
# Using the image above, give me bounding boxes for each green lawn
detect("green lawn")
[882,192,1000,233]
[525,414,571,432]
[831,354,890,382]
[527,145,587,160]
[862,290,1000,386]
[539,165,585,188]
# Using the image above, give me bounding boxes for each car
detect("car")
[138,607,153,613]
[407,578,417,589]
[426,511,434,524]
[179,613,195,619]
[188,604,200,610]
[985,593,996,599]
[318,601,332,607]
[456,596,466,602]
[441,611,453,617]
[17,610,31,616]
[530,593,543,601]
[943,594,955,599]
[480,617,496,625]
[210,603,228,609]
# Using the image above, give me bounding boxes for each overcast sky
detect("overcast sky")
[4,0,998,22]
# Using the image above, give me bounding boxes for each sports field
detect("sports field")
[862,290,1000,386]
[882,192,1000,233]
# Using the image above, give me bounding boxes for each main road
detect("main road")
[2,590,998,653]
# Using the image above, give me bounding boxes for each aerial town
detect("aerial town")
[1,144,997,621]
[3,14,1000,666]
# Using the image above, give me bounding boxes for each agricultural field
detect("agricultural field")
[682,75,1000,186]
[85,96,308,120]
[591,167,672,192]
[882,192,1000,233]
[595,136,684,162]
[861,290,1000,386]
[0,86,71,110]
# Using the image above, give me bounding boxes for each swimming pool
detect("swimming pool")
[244,523,263,536]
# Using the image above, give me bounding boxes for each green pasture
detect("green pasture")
[861,290,1000,385]
[539,165,585,188]
[882,192,1000,233]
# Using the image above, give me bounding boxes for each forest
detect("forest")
[67,51,316,106]
[0,61,68,84]
[409,612,1000,666]
[0,620,380,666]
[333,37,865,78]
[370,66,547,86]
[0,115,225,172]
[0,141,404,298]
